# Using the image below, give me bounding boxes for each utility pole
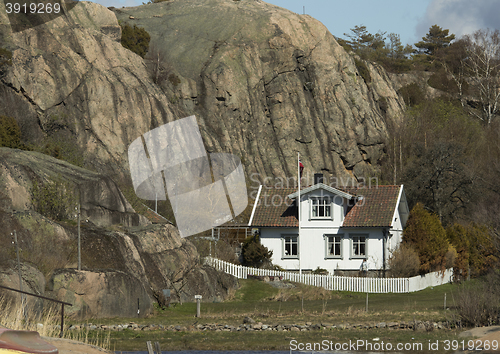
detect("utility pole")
[298,152,301,277]
[12,231,26,318]
[77,203,81,271]
[13,231,23,295]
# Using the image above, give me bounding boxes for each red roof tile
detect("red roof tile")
[250,185,402,228]
[251,187,298,227]
[342,185,401,227]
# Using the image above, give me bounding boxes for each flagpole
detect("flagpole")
[298,152,301,276]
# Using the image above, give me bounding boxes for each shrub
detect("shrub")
[402,203,450,273]
[241,236,272,268]
[455,272,500,326]
[354,58,371,83]
[388,243,420,277]
[446,223,498,278]
[32,179,77,221]
[120,23,150,58]
[0,47,12,76]
[31,132,85,168]
[398,83,425,106]
[312,267,328,275]
[428,70,459,93]
[0,115,21,148]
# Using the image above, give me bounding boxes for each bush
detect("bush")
[354,58,371,83]
[241,236,272,268]
[0,47,12,76]
[446,223,498,278]
[428,70,459,93]
[455,272,500,326]
[403,203,450,273]
[388,243,420,277]
[398,83,425,106]
[0,116,21,148]
[32,179,77,221]
[120,23,150,58]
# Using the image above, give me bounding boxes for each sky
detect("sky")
[91,0,500,46]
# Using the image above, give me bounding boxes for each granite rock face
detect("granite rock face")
[0,0,405,186]
[0,149,237,318]
[0,147,148,227]
[114,0,406,182]
[0,1,175,182]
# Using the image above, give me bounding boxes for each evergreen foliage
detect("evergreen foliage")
[0,47,12,76]
[32,179,77,221]
[241,236,273,268]
[120,23,151,58]
[402,203,452,273]
[0,115,21,148]
[446,223,498,278]
[415,24,455,56]
[397,83,425,106]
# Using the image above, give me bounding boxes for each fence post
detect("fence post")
[60,303,65,338]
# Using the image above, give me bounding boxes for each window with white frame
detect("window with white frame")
[282,235,298,258]
[325,234,342,258]
[351,235,367,258]
[310,197,332,219]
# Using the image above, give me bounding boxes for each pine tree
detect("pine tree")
[415,24,455,56]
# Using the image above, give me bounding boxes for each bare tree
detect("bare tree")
[464,29,500,124]
[144,43,171,85]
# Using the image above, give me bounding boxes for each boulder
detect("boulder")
[48,269,151,318]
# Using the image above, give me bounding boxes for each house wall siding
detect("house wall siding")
[260,227,387,274]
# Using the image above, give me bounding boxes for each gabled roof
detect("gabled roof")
[342,185,402,228]
[287,183,354,200]
[250,184,404,228]
[251,187,298,227]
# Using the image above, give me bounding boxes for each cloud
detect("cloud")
[417,0,500,40]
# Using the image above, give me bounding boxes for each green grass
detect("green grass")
[75,279,471,351]
[108,328,464,352]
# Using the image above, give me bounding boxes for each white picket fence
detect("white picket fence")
[205,257,453,293]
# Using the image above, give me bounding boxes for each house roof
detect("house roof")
[250,184,403,228]
[342,185,402,227]
[287,183,354,200]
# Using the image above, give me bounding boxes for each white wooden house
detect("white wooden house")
[248,177,409,275]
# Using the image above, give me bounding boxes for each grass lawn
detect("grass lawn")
[76,279,472,352]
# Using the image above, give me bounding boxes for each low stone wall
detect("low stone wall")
[66,319,457,332]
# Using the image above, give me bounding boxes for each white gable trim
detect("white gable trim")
[248,185,262,226]
[287,183,354,200]
[391,185,409,229]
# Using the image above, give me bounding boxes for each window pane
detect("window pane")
[325,205,331,217]
[284,236,298,256]
[334,242,340,256]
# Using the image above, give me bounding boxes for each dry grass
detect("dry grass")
[0,295,110,350]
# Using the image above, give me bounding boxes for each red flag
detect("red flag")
[299,158,304,177]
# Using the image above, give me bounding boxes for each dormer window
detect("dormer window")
[310,197,332,219]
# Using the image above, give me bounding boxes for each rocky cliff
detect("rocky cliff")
[0,148,236,318]
[0,0,405,187]
[114,0,406,181]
